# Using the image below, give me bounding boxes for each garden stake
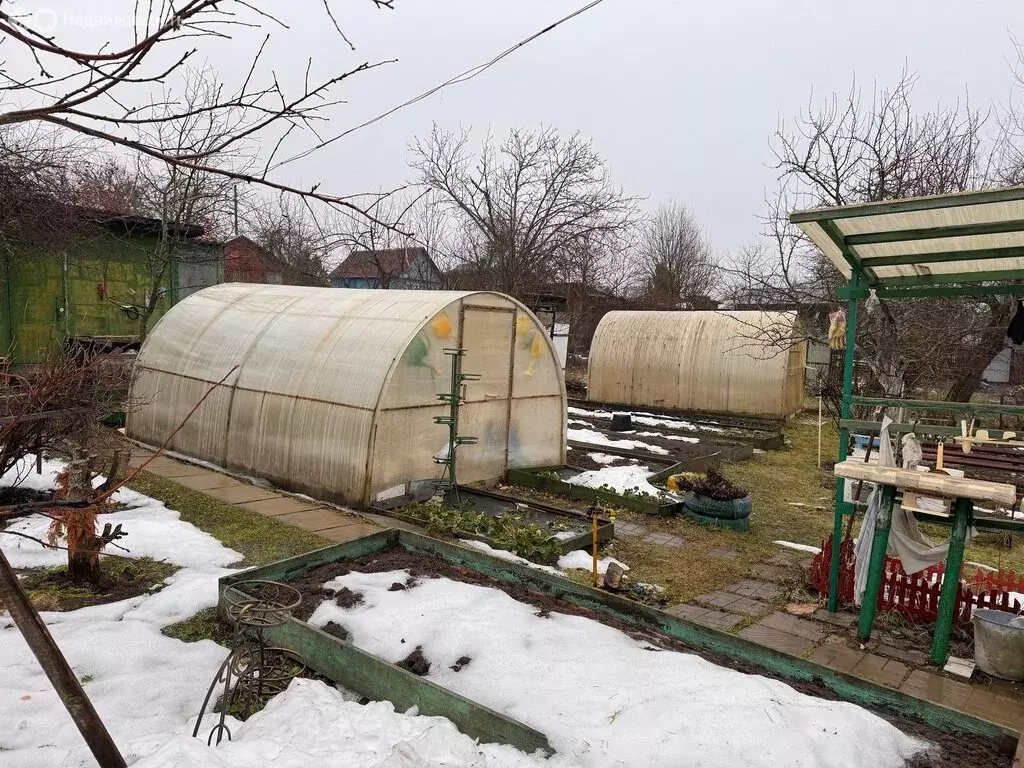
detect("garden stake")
[592,510,599,586]
[0,549,126,767]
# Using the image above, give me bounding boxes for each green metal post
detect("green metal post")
[856,484,896,641]
[931,497,972,666]
[829,269,860,611]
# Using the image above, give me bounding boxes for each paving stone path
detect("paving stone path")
[128,450,382,543]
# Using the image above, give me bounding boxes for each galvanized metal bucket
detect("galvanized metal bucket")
[973,609,1024,681]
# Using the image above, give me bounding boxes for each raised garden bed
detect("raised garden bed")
[220,530,1019,768]
[507,465,683,516]
[371,485,613,557]
[569,399,785,450]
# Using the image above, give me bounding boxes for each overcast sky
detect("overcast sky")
[10,1,1024,255]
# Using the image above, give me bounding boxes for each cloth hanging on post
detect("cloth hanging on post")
[853,419,971,600]
[1008,300,1024,345]
[853,417,895,606]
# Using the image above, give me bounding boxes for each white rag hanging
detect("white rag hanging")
[853,417,895,605]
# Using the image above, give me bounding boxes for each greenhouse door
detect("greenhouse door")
[458,304,515,484]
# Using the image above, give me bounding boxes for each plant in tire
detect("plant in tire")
[669,470,751,520]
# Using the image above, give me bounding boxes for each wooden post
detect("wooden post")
[857,484,897,641]
[0,549,127,767]
[931,497,972,666]
[591,511,599,587]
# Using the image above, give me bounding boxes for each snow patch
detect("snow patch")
[567,464,669,499]
[567,427,669,455]
[557,550,629,575]
[134,678,570,768]
[774,540,822,555]
[306,570,928,768]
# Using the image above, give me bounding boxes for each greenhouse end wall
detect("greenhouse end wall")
[127,285,566,505]
[586,310,806,419]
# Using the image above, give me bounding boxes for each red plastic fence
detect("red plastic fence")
[810,536,1023,624]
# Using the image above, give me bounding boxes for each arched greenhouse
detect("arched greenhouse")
[127,284,566,505]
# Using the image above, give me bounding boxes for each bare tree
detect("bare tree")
[411,125,638,299]
[724,70,1017,407]
[73,69,242,340]
[0,1,400,226]
[244,194,338,286]
[639,202,718,309]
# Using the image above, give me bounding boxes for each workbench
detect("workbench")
[833,460,1017,665]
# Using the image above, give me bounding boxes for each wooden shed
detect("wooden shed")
[586,310,806,419]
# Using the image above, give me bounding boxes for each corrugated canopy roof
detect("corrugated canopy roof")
[790,186,1024,297]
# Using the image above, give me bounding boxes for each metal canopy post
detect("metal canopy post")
[931,497,973,665]
[856,485,896,640]
[828,269,860,611]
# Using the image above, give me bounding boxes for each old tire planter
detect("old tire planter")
[681,493,751,532]
[683,493,751,520]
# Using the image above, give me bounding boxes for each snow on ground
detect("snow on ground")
[0,457,244,768]
[587,452,624,465]
[567,427,669,455]
[635,430,700,444]
[567,464,670,499]
[308,569,929,768]
[774,540,823,555]
[556,550,629,575]
[567,406,724,433]
[135,678,575,768]
[458,539,560,576]
[2,460,575,768]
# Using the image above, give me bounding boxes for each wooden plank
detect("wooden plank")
[833,461,1016,506]
[252,619,552,756]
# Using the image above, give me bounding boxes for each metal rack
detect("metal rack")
[433,347,479,503]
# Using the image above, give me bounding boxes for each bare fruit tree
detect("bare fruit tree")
[0,0,399,226]
[412,125,638,299]
[639,202,718,309]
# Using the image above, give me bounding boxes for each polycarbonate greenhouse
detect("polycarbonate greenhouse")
[127,284,566,505]
[587,310,806,418]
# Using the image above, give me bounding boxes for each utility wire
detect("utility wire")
[270,0,608,172]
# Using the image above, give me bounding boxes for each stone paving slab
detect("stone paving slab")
[241,497,321,517]
[665,603,741,631]
[205,484,281,505]
[320,521,385,543]
[850,653,910,689]
[274,507,358,532]
[174,473,242,491]
[727,579,782,601]
[758,611,825,642]
[642,532,685,548]
[808,644,867,674]
[694,591,771,616]
[875,643,927,667]
[129,456,208,478]
[812,609,856,628]
[737,624,816,656]
[900,670,974,710]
